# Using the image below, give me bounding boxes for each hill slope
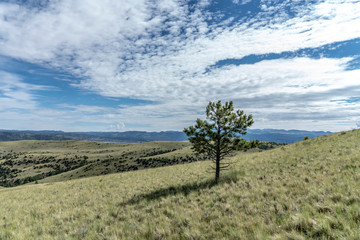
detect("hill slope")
[0,130,359,239]
[0,140,195,186]
[0,140,280,186]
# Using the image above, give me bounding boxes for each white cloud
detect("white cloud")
[0,71,50,111]
[232,0,252,5]
[71,0,360,103]
[104,57,360,131]
[108,122,126,131]
[0,1,360,131]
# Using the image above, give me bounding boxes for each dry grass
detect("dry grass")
[1,130,360,239]
[0,140,192,185]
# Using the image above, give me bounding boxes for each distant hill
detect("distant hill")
[243,129,333,143]
[0,129,332,143]
[0,130,187,143]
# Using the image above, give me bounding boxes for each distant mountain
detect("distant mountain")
[245,129,332,143]
[0,130,187,143]
[0,129,332,144]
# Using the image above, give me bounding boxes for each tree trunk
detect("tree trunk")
[215,155,220,184]
[215,127,221,184]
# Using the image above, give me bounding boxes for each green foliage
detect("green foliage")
[184,100,258,183]
[258,141,286,150]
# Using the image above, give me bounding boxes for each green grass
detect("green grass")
[1,130,359,239]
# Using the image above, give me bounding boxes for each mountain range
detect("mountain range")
[0,129,332,144]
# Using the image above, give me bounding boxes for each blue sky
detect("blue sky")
[0,0,360,132]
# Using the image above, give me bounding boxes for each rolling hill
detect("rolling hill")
[0,130,359,239]
[0,140,281,187]
[0,140,193,187]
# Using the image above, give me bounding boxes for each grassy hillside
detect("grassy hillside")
[1,131,358,239]
[36,143,196,184]
[0,140,196,186]
[0,140,280,186]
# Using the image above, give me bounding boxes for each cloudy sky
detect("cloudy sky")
[0,0,360,132]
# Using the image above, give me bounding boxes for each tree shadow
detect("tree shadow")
[121,171,240,206]
[121,179,215,206]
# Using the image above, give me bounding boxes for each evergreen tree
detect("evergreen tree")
[184,100,258,184]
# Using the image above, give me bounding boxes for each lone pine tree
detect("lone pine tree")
[184,100,258,184]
